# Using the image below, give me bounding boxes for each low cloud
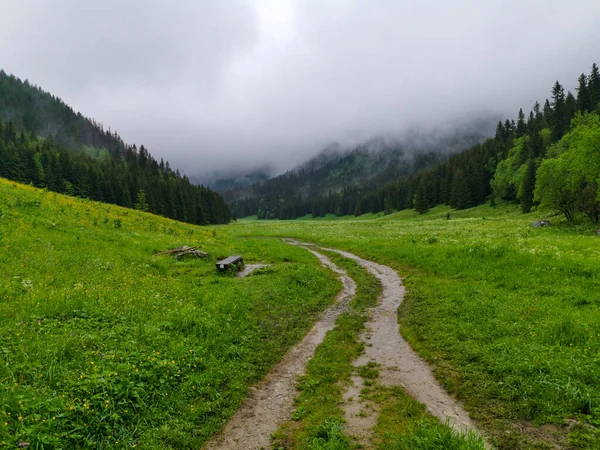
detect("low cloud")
[1,0,599,176]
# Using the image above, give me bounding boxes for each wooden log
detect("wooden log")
[154,245,199,256]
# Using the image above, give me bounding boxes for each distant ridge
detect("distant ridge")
[224,120,496,219]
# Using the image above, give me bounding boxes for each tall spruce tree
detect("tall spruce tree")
[550,81,567,141]
[516,108,527,137]
[413,180,429,214]
[520,158,536,213]
[576,73,591,112]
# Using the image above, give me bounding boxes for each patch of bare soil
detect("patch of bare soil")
[341,374,380,448]
[204,246,356,450]
[237,263,270,278]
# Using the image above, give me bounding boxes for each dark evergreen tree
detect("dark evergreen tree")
[576,73,591,112]
[413,180,429,214]
[353,197,362,217]
[550,81,567,141]
[520,158,536,213]
[516,108,527,137]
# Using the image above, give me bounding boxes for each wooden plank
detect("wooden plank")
[216,255,243,270]
[218,255,243,265]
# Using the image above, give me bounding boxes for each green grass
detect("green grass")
[0,179,340,448]
[366,385,485,449]
[4,177,600,449]
[231,202,600,449]
[273,252,486,450]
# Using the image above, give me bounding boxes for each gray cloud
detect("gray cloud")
[1,0,600,176]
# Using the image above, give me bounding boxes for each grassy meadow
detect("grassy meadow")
[2,177,600,449]
[0,179,340,448]
[233,204,600,449]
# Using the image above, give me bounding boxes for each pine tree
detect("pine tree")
[550,81,567,141]
[450,169,471,210]
[516,108,527,137]
[520,159,536,213]
[565,92,577,125]
[383,197,394,215]
[576,73,591,112]
[543,99,552,123]
[495,121,505,141]
[413,180,429,214]
[353,198,362,216]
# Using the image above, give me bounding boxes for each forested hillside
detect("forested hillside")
[403,62,600,223]
[0,71,231,225]
[0,70,123,155]
[225,126,492,219]
[230,63,600,223]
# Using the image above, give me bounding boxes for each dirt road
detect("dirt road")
[205,240,483,449]
[204,246,356,449]
[322,246,480,445]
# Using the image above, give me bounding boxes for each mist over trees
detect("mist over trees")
[228,63,600,225]
[0,70,230,225]
[225,129,491,219]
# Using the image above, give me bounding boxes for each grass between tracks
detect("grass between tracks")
[271,252,381,449]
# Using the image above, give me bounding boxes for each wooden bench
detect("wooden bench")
[216,255,244,271]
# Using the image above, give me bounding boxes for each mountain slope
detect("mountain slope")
[0,70,123,155]
[0,70,231,224]
[229,62,600,222]
[225,123,495,219]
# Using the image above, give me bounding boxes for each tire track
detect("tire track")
[204,245,356,450]
[320,245,485,446]
[205,239,486,449]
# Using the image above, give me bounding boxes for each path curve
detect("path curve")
[323,246,482,442]
[288,240,482,444]
[204,247,356,450]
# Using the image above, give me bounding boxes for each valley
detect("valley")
[1,178,598,448]
[2,9,600,448]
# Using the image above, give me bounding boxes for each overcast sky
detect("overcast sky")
[1,0,599,177]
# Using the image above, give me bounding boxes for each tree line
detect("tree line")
[226,146,446,220]
[0,120,231,225]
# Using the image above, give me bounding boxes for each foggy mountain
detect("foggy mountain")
[204,117,497,193]
[224,117,497,218]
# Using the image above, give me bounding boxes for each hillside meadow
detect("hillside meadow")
[0,179,340,448]
[231,204,600,449]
